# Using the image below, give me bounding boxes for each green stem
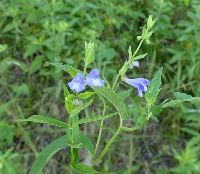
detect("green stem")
[95,116,123,164]
[112,74,120,91]
[121,126,138,132]
[95,104,106,154]
[69,164,73,174]
[69,116,74,163]
[128,137,134,174]
[83,66,87,76]
[132,40,143,59]
[146,104,152,120]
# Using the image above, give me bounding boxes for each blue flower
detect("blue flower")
[129,61,139,69]
[68,73,86,93]
[123,77,150,97]
[86,69,104,87]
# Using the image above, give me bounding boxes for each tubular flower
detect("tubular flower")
[68,73,86,93]
[123,77,150,97]
[86,69,104,87]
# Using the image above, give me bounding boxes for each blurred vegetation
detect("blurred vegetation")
[0,0,200,173]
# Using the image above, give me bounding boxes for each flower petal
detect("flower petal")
[86,69,104,87]
[133,61,139,67]
[123,77,150,97]
[68,73,86,92]
[129,61,140,69]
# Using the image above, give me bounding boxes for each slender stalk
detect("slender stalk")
[69,116,74,165]
[69,164,73,174]
[121,126,138,132]
[128,137,134,174]
[95,104,106,154]
[146,104,152,120]
[95,126,121,164]
[95,116,123,164]
[83,66,87,76]
[112,74,120,91]
[132,40,143,58]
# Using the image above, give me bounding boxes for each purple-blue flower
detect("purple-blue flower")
[86,69,104,87]
[129,61,139,69]
[68,73,86,93]
[123,77,150,97]
[133,61,139,67]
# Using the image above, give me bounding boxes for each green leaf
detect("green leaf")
[17,115,67,128]
[4,59,27,72]
[72,163,97,174]
[145,67,163,105]
[119,61,128,77]
[50,62,79,77]
[162,97,200,108]
[174,92,193,100]
[75,112,118,126]
[0,44,7,53]
[29,135,68,174]
[84,41,95,67]
[67,114,81,147]
[63,83,70,98]
[70,99,93,117]
[118,89,132,99]
[25,44,39,56]
[11,83,29,96]
[147,15,156,29]
[180,127,199,136]
[134,53,148,60]
[78,92,95,100]
[94,87,129,119]
[29,55,44,75]
[77,132,95,156]
[65,94,75,113]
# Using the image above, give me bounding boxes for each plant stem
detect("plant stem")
[69,164,73,174]
[83,66,87,76]
[95,104,106,154]
[132,40,143,58]
[146,104,152,120]
[128,137,134,174]
[112,74,120,91]
[95,116,123,164]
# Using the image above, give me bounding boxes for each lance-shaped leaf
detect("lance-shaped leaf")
[75,112,118,126]
[134,53,148,60]
[84,41,95,67]
[78,92,95,100]
[0,44,7,53]
[174,92,193,100]
[118,89,132,99]
[94,87,129,119]
[70,99,93,117]
[29,135,68,174]
[16,115,67,128]
[77,132,95,157]
[145,67,163,105]
[50,62,79,77]
[72,163,97,174]
[162,92,200,108]
[63,83,70,97]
